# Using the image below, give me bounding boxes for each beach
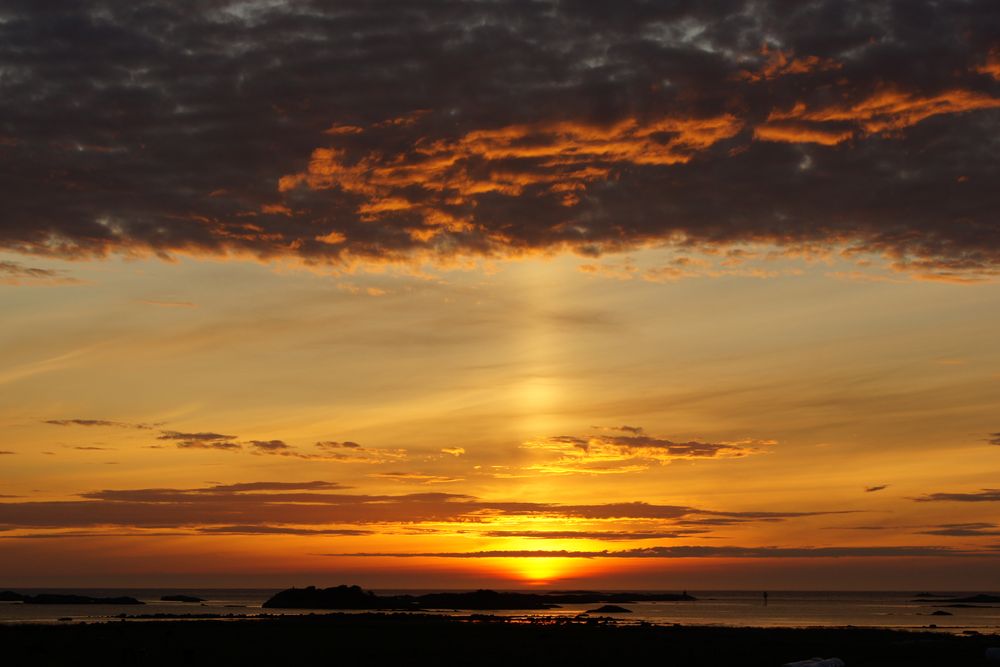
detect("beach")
[2,613,998,667]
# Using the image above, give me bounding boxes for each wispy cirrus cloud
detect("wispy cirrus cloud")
[0,261,79,286]
[371,472,464,485]
[45,418,154,430]
[313,441,407,463]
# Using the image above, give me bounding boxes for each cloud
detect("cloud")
[313,441,407,463]
[331,545,987,559]
[45,419,153,429]
[440,447,465,457]
[0,260,79,286]
[1,2,1000,279]
[914,489,1000,502]
[481,530,706,541]
[371,472,464,485]
[195,525,373,537]
[72,446,113,451]
[919,523,1000,537]
[316,441,362,449]
[519,432,766,474]
[0,482,844,532]
[865,485,889,493]
[247,439,292,452]
[158,430,241,451]
[988,432,1000,446]
[0,451,14,455]
[756,89,1000,146]
[206,481,345,493]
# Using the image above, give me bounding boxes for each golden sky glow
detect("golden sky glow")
[2,1,1000,590]
[2,247,999,588]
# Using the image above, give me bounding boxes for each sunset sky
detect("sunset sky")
[2,0,1000,590]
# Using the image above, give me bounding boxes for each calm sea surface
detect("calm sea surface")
[1,589,998,633]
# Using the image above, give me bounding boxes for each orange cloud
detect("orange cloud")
[738,47,841,82]
[758,88,1000,144]
[753,122,854,146]
[976,48,1000,80]
[278,114,743,241]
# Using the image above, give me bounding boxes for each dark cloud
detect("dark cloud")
[481,530,706,541]
[1,1,1000,279]
[316,441,362,449]
[919,523,1000,537]
[45,418,153,429]
[0,481,842,531]
[333,545,987,559]
[248,439,291,452]
[0,525,372,539]
[0,451,15,455]
[157,430,240,450]
[520,432,766,473]
[988,432,1000,446]
[0,260,79,285]
[72,446,113,451]
[195,525,373,537]
[207,481,345,493]
[865,485,888,493]
[914,489,1000,502]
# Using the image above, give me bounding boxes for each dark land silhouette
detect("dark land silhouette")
[586,604,632,614]
[1,613,997,667]
[262,585,696,610]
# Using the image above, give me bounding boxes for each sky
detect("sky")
[1,0,999,590]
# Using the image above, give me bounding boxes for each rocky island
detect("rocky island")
[262,585,696,610]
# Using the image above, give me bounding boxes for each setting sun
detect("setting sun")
[506,557,579,586]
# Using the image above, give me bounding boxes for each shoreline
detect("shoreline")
[3,613,998,666]
[1,609,996,634]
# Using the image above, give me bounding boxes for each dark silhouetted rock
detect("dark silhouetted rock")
[161,595,205,603]
[262,585,697,611]
[262,585,408,610]
[0,591,26,602]
[916,594,1000,604]
[587,605,632,614]
[930,610,953,616]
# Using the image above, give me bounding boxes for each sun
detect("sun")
[508,557,574,586]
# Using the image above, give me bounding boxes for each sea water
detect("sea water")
[1,589,998,633]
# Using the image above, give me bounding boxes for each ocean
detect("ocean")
[1,589,998,633]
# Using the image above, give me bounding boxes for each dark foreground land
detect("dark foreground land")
[2,614,999,667]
